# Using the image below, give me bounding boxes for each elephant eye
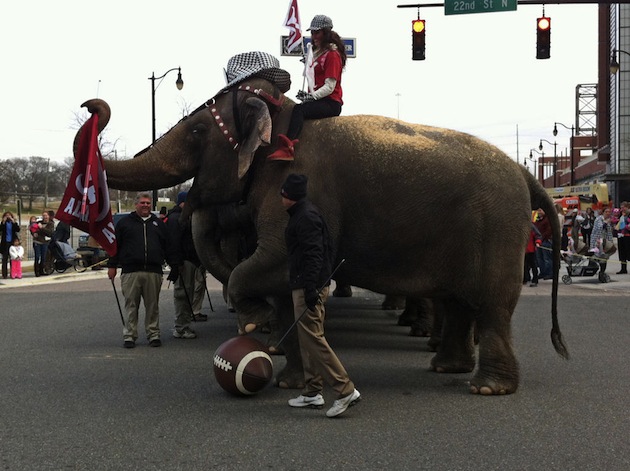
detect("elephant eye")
[192,124,207,135]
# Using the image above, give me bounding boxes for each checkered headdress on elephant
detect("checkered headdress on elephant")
[221,51,291,93]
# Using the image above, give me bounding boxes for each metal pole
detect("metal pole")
[553,142,557,187]
[149,67,183,211]
[150,72,158,211]
[44,158,50,209]
[569,126,575,186]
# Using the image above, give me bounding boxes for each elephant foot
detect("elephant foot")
[266,328,285,355]
[237,306,274,336]
[409,326,430,337]
[333,284,353,297]
[238,323,258,335]
[469,374,518,395]
[267,344,285,355]
[274,369,305,390]
[397,311,416,326]
[382,295,406,310]
[430,354,475,374]
[427,336,441,352]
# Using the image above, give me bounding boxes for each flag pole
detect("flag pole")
[300,38,307,92]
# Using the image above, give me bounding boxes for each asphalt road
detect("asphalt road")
[0,272,629,470]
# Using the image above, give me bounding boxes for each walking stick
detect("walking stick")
[274,259,346,349]
[203,273,214,312]
[110,278,126,327]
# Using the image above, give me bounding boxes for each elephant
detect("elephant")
[78,76,567,395]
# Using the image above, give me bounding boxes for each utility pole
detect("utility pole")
[44,157,50,208]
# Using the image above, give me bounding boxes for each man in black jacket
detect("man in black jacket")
[107,192,180,349]
[281,174,360,418]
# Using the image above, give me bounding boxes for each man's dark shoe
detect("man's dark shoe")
[616,269,627,274]
[123,340,135,349]
[149,338,162,347]
[193,313,208,322]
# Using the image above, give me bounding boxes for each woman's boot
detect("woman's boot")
[267,134,298,161]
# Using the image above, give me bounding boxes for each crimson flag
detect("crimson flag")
[57,113,117,256]
[283,0,303,53]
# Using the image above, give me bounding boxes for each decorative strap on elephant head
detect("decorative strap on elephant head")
[207,82,285,179]
[208,98,239,151]
[208,84,285,152]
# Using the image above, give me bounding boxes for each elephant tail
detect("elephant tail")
[521,166,569,360]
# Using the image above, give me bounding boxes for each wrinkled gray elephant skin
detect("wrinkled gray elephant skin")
[77,82,567,395]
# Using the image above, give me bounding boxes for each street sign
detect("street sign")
[281,36,356,58]
[444,0,517,15]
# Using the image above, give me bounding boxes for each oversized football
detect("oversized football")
[213,336,274,396]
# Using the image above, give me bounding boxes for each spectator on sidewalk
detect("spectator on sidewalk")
[1,211,20,279]
[9,237,24,279]
[534,209,553,280]
[32,211,54,276]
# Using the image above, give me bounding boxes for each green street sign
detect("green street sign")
[445,0,517,15]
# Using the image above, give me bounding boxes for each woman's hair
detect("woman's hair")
[2,211,13,218]
[318,29,347,67]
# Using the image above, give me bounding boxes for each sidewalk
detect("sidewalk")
[0,260,108,289]
[3,262,630,294]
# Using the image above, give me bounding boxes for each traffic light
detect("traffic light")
[536,16,551,59]
[412,19,426,61]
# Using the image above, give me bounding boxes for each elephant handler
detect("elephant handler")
[281,173,361,418]
[268,15,346,162]
[107,192,181,349]
[166,191,207,341]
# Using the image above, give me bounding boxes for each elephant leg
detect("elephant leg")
[408,298,433,337]
[396,297,416,326]
[469,304,519,395]
[229,252,287,334]
[265,296,285,355]
[427,304,443,352]
[430,299,476,373]
[271,295,306,390]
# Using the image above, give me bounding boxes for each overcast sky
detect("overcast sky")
[1,1,598,169]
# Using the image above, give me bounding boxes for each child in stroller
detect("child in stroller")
[42,239,86,275]
[561,233,616,284]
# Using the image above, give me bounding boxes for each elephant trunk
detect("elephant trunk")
[73,99,111,157]
[76,99,198,191]
[191,208,236,285]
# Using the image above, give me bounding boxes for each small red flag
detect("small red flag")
[57,113,117,256]
[283,0,303,53]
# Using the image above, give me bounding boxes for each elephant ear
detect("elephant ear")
[237,97,272,179]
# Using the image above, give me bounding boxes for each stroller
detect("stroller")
[42,240,87,275]
[561,238,614,284]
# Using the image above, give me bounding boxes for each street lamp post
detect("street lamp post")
[149,67,184,210]
[610,48,630,75]
[529,148,544,185]
[539,138,557,187]
[553,121,575,185]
